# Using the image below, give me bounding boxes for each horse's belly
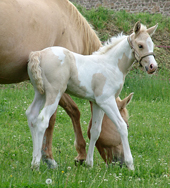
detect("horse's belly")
[66,84,95,102]
[0,58,29,84]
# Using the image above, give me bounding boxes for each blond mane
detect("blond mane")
[93,33,127,55]
[66,0,102,54]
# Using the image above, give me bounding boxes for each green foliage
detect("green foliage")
[76,5,170,35]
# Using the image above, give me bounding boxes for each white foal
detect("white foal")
[26,21,158,170]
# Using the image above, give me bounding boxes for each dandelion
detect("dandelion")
[62,171,64,174]
[46,178,52,185]
[10,175,12,178]
[67,166,71,170]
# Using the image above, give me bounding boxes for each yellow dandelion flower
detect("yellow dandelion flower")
[62,171,64,173]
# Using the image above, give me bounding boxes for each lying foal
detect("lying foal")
[87,93,133,165]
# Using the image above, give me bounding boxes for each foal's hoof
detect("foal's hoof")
[74,159,85,166]
[31,163,40,171]
[85,160,93,168]
[42,157,58,169]
[127,163,135,171]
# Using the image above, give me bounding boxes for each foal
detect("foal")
[26,21,158,170]
[88,93,133,165]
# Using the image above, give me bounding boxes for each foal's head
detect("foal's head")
[129,21,158,74]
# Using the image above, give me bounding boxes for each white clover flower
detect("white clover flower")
[46,178,52,185]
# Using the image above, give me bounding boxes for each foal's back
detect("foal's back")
[39,47,106,101]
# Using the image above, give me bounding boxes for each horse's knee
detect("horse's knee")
[117,121,128,138]
[90,126,101,141]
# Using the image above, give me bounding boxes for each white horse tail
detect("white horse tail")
[28,51,44,94]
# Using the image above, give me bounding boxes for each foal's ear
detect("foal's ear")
[134,21,141,35]
[147,23,158,37]
[117,92,134,110]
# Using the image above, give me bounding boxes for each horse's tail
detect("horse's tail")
[28,51,44,94]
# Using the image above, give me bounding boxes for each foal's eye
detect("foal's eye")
[138,44,143,49]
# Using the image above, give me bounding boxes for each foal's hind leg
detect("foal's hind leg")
[26,91,45,169]
[86,103,104,167]
[42,93,86,167]
[41,110,58,169]
[28,92,62,170]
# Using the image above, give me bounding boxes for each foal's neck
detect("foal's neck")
[106,37,135,75]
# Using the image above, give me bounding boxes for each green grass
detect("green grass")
[76,5,170,34]
[0,70,170,187]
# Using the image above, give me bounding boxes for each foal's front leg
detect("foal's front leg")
[86,103,104,167]
[100,97,134,170]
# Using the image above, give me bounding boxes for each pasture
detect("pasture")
[1,71,170,187]
[0,6,170,188]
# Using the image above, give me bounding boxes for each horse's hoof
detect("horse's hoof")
[127,163,135,171]
[85,159,93,168]
[31,163,40,171]
[42,157,58,169]
[74,159,85,166]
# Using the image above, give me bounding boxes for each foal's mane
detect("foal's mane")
[93,33,127,55]
[66,0,102,54]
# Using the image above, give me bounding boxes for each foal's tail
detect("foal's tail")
[28,51,44,94]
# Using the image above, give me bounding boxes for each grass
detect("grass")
[0,70,170,187]
[76,5,170,41]
[1,5,170,188]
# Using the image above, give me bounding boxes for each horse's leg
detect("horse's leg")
[26,91,45,170]
[41,110,58,169]
[59,93,87,163]
[100,97,134,170]
[86,103,104,167]
[27,91,62,170]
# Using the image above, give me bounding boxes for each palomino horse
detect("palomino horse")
[26,21,158,170]
[88,93,133,165]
